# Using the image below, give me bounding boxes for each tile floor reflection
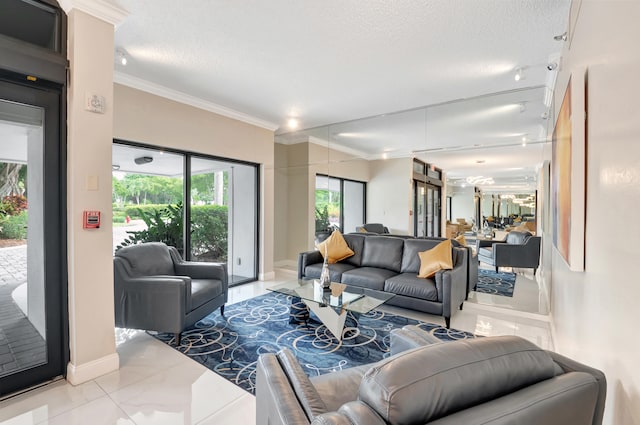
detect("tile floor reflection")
[0,268,553,424]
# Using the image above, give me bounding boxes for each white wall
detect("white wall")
[367,158,413,234]
[113,84,275,279]
[449,186,475,224]
[66,9,119,383]
[549,2,640,424]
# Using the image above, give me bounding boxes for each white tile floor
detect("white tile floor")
[0,268,553,425]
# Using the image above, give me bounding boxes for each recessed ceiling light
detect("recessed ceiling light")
[514,67,524,81]
[287,118,299,129]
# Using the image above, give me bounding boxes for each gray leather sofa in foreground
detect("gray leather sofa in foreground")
[256,335,606,425]
[113,242,228,344]
[298,234,467,327]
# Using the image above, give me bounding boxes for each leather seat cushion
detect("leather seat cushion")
[305,263,356,282]
[190,279,223,311]
[478,247,493,257]
[384,273,438,301]
[341,267,398,291]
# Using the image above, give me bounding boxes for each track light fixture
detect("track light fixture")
[116,50,127,66]
[547,62,558,71]
[554,32,568,41]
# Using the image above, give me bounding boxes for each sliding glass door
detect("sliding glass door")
[0,78,66,397]
[112,142,259,284]
[190,158,257,284]
[315,175,365,234]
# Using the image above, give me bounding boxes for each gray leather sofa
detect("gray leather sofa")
[256,335,607,425]
[113,242,228,344]
[477,230,541,274]
[298,234,467,328]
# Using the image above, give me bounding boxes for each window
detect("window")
[315,175,365,234]
[112,141,259,285]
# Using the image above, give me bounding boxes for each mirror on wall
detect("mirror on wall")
[273,87,551,282]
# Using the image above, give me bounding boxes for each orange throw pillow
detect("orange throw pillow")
[316,230,355,264]
[418,239,453,279]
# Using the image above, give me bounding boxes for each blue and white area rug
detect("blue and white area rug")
[153,292,474,394]
[476,269,517,297]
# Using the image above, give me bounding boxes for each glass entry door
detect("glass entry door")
[414,181,441,238]
[0,77,65,397]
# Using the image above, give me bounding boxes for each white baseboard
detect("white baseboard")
[274,260,296,268]
[66,353,119,385]
[259,271,276,281]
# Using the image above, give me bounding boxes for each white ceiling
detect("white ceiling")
[112,0,571,191]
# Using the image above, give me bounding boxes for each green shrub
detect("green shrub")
[0,211,28,239]
[191,205,228,262]
[116,203,184,253]
[0,195,28,216]
[112,215,126,223]
[115,203,229,262]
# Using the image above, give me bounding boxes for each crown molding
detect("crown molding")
[114,71,279,132]
[59,0,129,26]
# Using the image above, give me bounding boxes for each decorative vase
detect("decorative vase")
[320,246,331,289]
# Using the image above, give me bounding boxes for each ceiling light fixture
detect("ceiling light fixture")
[554,32,568,41]
[514,67,524,81]
[134,156,153,165]
[466,176,494,185]
[287,117,299,129]
[116,50,127,66]
[546,62,558,71]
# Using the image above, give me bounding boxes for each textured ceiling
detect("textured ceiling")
[113,0,571,190]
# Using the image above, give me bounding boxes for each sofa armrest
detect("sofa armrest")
[390,325,442,355]
[299,250,323,279]
[169,246,228,280]
[113,263,190,334]
[312,402,386,425]
[436,248,467,324]
[548,351,607,425]
[256,351,317,425]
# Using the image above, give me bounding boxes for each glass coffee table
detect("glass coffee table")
[267,279,395,340]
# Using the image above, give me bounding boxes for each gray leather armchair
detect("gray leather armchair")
[113,242,228,344]
[355,223,389,234]
[256,335,606,425]
[477,230,541,274]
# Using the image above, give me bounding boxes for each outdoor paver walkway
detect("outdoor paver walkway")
[0,245,46,377]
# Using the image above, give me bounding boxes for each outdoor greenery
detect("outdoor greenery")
[112,173,228,207]
[0,211,28,240]
[315,189,340,231]
[0,164,29,240]
[115,202,229,262]
[113,171,230,261]
[116,203,185,252]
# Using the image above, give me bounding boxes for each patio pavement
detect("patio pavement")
[0,245,46,377]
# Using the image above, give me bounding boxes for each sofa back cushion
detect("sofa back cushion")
[358,336,557,424]
[115,242,175,277]
[506,231,532,245]
[342,233,366,266]
[360,236,404,273]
